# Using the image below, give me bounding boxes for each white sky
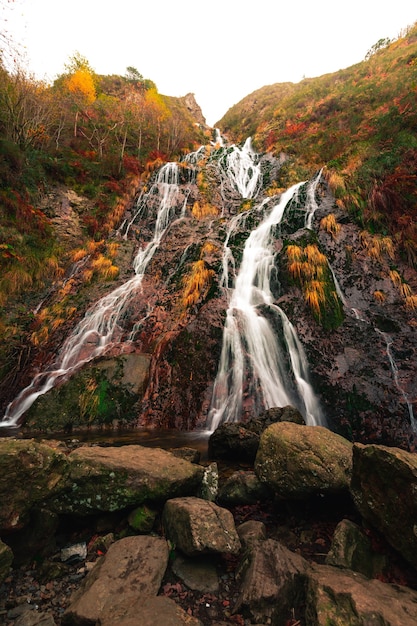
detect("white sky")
[2,0,417,126]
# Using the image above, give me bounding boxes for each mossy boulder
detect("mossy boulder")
[0,439,69,530]
[47,445,204,516]
[254,422,353,498]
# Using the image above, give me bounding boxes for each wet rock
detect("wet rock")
[350,442,417,570]
[325,518,386,578]
[208,423,260,463]
[169,447,201,463]
[162,497,241,557]
[255,422,352,498]
[0,538,13,583]
[63,535,169,625]
[217,470,273,506]
[47,444,204,516]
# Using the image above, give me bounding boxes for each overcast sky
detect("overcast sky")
[2,0,417,126]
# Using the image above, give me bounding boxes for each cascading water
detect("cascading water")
[207,174,325,431]
[0,162,192,427]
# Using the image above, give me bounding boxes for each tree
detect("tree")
[64,57,96,136]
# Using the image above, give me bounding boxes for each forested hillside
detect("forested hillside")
[218,23,417,269]
[0,52,206,397]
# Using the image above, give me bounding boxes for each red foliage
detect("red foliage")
[123,154,141,175]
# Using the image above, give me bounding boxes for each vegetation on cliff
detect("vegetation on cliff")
[0,50,206,403]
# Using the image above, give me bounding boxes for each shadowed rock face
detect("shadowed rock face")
[5,145,416,449]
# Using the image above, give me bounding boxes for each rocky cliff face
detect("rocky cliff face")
[4,140,417,450]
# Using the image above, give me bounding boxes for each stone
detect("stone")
[99,595,203,626]
[162,497,241,556]
[172,554,219,593]
[0,538,13,583]
[234,538,309,623]
[0,439,69,531]
[236,520,267,550]
[306,563,417,625]
[325,518,386,578]
[217,470,273,506]
[63,535,169,625]
[14,609,57,625]
[169,447,201,463]
[47,444,204,515]
[255,422,353,498]
[350,442,417,570]
[208,423,260,463]
[198,462,218,501]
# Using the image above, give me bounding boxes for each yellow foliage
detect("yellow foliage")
[66,68,96,104]
[192,201,219,219]
[389,269,402,287]
[304,244,327,266]
[31,326,49,346]
[106,242,119,258]
[71,248,88,262]
[400,282,413,298]
[325,170,346,193]
[360,232,395,262]
[373,290,387,303]
[182,260,215,310]
[200,241,218,258]
[286,244,303,262]
[405,295,417,310]
[91,255,119,280]
[320,214,341,239]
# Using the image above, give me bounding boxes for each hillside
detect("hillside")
[218,23,417,268]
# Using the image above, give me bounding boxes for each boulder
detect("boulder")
[234,538,309,623]
[0,439,69,531]
[217,470,273,506]
[162,497,241,556]
[306,563,417,625]
[208,405,305,464]
[236,520,267,550]
[47,444,204,515]
[350,442,417,569]
[325,518,386,578]
[234,537,417,625]
[254,422,352,498]
[63,535,169,625]
[0,538,13,583]
[98,595,203,626]
[208,423,260,463]
[171,554,219,593]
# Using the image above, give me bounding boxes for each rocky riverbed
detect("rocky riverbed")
[2,410,417,625]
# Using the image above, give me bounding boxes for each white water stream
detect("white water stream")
[1,163,191,427]
[207,178,325,431]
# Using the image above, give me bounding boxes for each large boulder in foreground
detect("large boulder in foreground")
[47,445,204,516]
[235,538,417,625]
[350,443,417,570]
[162,497,241,557]
[0,439,68,530]
[254,422,353,498]
[306,563,417,626]
[63,535,169,625]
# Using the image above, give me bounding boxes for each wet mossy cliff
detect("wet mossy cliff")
[4,144,417,450]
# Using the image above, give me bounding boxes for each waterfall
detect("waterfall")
[0,162,191,427]
[220,137,262,199]
[207,177,325,431]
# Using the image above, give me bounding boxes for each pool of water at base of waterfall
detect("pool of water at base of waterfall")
[0,427,212,460]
